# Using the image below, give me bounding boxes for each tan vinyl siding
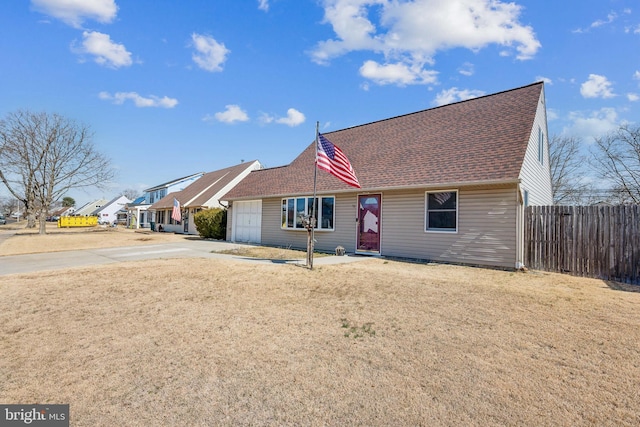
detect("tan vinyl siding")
[519,89,553,206]
[381,187,518,268]
[260,194,357,253]
[256,187,518,268]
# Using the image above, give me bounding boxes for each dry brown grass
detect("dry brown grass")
[1,245,639,425]
[0,225,192,256]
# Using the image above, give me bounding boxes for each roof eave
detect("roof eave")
[223,178,521,201]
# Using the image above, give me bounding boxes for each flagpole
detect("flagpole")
[309,121,319,270]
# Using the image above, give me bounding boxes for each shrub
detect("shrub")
[193,208,227,240]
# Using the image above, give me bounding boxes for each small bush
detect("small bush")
[193,208,227,240]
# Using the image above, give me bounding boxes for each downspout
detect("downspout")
[515,184,525,270]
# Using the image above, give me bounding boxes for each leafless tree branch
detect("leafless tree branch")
[0,110,115,233]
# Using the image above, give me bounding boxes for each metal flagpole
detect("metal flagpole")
[308,121,319,270]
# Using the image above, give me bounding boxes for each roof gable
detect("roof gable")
[224,82,544,200]
[92,195,131,215]
[149,161,261,210]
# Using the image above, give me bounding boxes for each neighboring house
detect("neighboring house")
[73,199,108,217]
[222,82,553,269]
[125,196,149,229]
[49,206,75,219]
[92,195,132,225]
[149,160,262,235]
[139,172,205,229]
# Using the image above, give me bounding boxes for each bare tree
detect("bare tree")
[121,188,141,201]
[0,110,115,234]
[590,125,640,204]
[549,134,594,205]
[0,195,14,216]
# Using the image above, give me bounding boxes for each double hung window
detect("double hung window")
[426,191,458,232]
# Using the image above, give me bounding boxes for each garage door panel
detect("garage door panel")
[234,200,261,243]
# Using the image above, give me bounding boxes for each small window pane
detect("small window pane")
[287,199,294,228]
[321,197,334,229]
[282,200,287,227]
[296,198,305,228]
[428,211,456,229]
[428,192,456,210]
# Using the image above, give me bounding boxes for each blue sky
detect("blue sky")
[1,0,639,205]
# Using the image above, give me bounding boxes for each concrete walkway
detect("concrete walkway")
[0,237,370,276]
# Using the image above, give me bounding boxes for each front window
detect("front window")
[426,191,457,232]
[281,196,335,230]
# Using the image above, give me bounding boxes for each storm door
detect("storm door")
[357,194,381,253]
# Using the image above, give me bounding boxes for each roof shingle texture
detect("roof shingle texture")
[150,161,258,209]
[224,82,543,200]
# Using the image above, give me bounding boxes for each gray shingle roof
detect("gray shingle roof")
[149,161,259,210]
[224,82,543,200]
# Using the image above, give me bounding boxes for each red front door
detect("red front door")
[357,194,381,253]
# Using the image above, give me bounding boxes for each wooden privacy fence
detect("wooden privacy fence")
[525,205,640,285]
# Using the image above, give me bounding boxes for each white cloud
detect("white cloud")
[276,108,306,127]
[535,76,553,85]
[547,108,559,121]
[564,108,620,141]
[191,33,230,72]
[258,113,274,124]
[210,105,249,124]
[433,87,485,106]
[627,93,639,102]
[634,71,640,81]
[359,60,437,85]
[75,31,132,68]
[458,62,474,77]
[580,74,615,99]
[259,109,306,126]
[99,91,178,108]
[31,0,117,28]
[590,12,617,29]
[257,0,269,11]
[310,0,540,86]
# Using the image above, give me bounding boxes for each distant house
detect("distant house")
[92,195,131,225]
[74,199,108,217]
[128,172,205,228]
[49,206,75,219]
[222,83,553,269]
[125,196,147,229]
[149,161,261,235]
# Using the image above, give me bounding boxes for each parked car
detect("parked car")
[0,215,6,225]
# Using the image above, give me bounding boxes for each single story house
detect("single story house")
[149,160,262,235]
[48,206,75,220]
[73,199,108,217]
[92,195,131,225]
[222,82,553,269]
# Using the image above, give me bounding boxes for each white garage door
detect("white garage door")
[233,200,262,243]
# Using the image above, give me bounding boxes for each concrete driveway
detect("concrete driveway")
[0,237,368,276]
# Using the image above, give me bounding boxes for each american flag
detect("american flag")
[317,134,361,188]
[171,198,181,223]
